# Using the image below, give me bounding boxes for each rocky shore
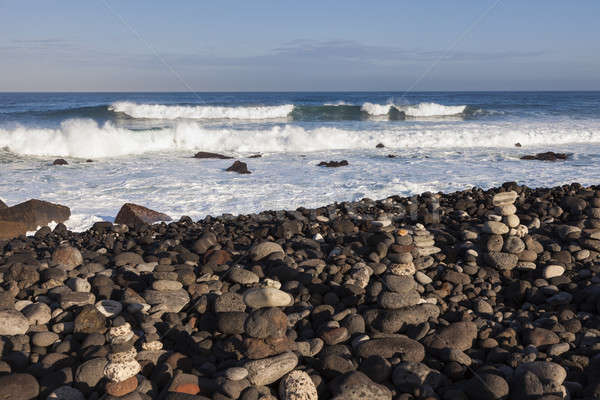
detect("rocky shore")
[1,182,600,399]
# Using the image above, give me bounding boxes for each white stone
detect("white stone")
[544,265,565,279]
[279,370,318,400]
[67,277,91,292]
[492,191,518,206]
[243,287,292,308]
[104,359,141,383]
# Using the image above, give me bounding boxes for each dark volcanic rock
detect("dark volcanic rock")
[225,160,251,174]
[193,151,233,159]
[53,158,69,165]
[318,160,348,168]
[114,203,172,226]
[520,151,569,161]
[0,198,70,231]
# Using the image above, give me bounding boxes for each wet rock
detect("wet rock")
[226,160,251,174]
[53,158,68,165]
[114,203,172,226]
[193,152,233,159]
[318,160,348,168]
[0,199,70,234]
[520,152,569,161]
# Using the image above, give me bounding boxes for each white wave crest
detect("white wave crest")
[361,102,393,116]
[361,102,466,117]
[2,118,600,158]
[398,102,466,117]
[110,101,294,120]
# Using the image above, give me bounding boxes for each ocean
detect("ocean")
[1,91,600,231]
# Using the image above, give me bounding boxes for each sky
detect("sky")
[1,0,599,91]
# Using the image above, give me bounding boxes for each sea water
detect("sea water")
[1,91,599,231]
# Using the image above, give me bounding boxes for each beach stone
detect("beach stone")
[152,280,183,291]
[75,358,108,389]
[382,275,417,294]
[515,361,566,385]
[104,359,141,382]
[106,375,138,397]
[244,352,298,386]
[143,289,190,312]
[279,370,318,400]
[21,302,52,325]
[486,251,519,270]
[243,287,292,308]
[114,203,172,226]
[245,308,288,338]
[250,242,284,261]
[0,309,29,335]
[214,292,246,313]
[228,267,259,285]
[225,367,248,381]
[504,236,525,254]
[47,386,85,400]
[496,204,517,215]
[464,372,510,400]
[424,321,478,351]
[388,263,416,276]
[392,362,444,391]
[74,305,106,334]
[492,191,518,206]
[329,371,392,400]
[32,331,59,347]
[415,271,432,284]
[217,312,248,334]
[378,290,421,309]
[0,220,28,240]
[483,221,509,235]
[0,373,39,400]
[543,265,565,279]
[60,292,95,309]
[523,328,560,347]
[96,300,123,318]
[377,303,440,333]
[114,252,144,266]
[356,337,424,362]
[52,245,83,270]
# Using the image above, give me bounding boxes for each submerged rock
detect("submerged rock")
[225,160,251,174]
[193,151,233,159]
[318,160,348,167]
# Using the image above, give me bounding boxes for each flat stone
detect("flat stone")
[543,265,565,279]
[152,280,183,291]
[243,287,292,308]
[492,191,518,206]
[21,302,52,325]
[225,367,248,381]
[143,289,190,312]
[486,251,519,270]
[356,336,424,362]
[244,352,298,386]
[32,331,59,347]
[415,271,432,284]
[114,252,144,266]
[228,267,260,285]
[423,321,478,351]
[0,374,39,400]
[376,303,440,333]
[96,300,123,318]
[378,290,421,309]
[0,309,29,335]
[250,241,284,261]
[483,221,509,235]
[60,292,95,309]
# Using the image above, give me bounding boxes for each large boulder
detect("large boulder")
[0,310,30,335]
[0,198,6,208]
[0,199,70,239]
[114,203,172,226]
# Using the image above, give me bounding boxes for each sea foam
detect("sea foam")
[361,102,467,117]
[110,102,294,120]
[1,118,600,158]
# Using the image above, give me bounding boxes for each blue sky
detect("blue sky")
[1,0,599,91]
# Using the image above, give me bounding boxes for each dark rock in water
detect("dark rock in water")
[114,203,172,226]
[194,151,233,159]
[226,160,251,174]
[86,159,94,162]
[0,198,6,208]
[387,154,396,158]
[248,154,262,158]
[53,158,68,165]
[520,151,568,161]
[515,142,522,147]
[0,199,70,239]
[376,143,385,148]
[318,160,348,168]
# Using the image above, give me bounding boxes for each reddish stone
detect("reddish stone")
[105,376,138,397]
[174,383,201,395]
[0,199,70,239]
[203,249,232,265]
[114,203,172,226]
[244,336,293,359]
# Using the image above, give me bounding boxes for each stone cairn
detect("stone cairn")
[482,190,533,273]
[104,318,141,397]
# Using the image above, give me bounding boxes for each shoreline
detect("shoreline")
[1,181,600,399]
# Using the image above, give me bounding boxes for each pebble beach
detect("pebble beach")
[1,182,600,399]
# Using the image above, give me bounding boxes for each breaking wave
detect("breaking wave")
[1,118,600,158]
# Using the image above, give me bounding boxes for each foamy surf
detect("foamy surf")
[360,102,467,117]
[110,101,294,120]
[2,118,600,158]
